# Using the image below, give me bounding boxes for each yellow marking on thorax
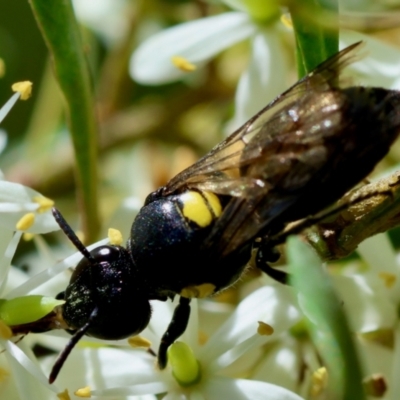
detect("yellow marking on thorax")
[181,190,222,228]
[180,283,216,298]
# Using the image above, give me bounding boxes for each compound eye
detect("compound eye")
[69,245,121,284]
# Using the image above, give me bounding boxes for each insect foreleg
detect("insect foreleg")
[157,296,191,369]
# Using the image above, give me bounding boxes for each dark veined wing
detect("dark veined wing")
[164,41,362,196]
[162,42,400,258]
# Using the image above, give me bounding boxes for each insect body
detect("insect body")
[10,42,400,382]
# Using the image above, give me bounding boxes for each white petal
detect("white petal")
[6,238,109,298]
[230,27,290,129]
[2,340,57,395]
[0,231,22,295]
[251,337,301,392]
[200,286,300,364]
[203,376,305,400]
[357,233,400,304]
[340,30,400,89]
[130,12,255,85]
[332,274,397,332]
[0,181,59,234]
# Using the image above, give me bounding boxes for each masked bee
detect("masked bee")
[10,41,400,382]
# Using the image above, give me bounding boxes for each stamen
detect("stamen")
[0,59,5,78]
[311,366,328,396]
[108,228,123,246]
[16,213,35,231]
[33,196,54,213]
[0,367,10,382]
[363,373,387,397]
[11,81,32,100]
[257,321,274,336]
[378,272,396,288]
[23,232,35,241]
[74,386,91,398]
[128,335,151,349]
[171,56,196,72]
[57,389,71,400]
[0,320,12,339]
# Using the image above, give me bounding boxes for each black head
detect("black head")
[49,208,151,383]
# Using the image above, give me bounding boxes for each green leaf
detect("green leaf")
[287,236,365,400]
[27,0,100,243]
[0,295,64,326]
[289,0,339,78]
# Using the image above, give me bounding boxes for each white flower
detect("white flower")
[130,1,290,128]
[46,286,303,400]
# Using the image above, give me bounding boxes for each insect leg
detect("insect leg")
[49,307,99,384]
[255,240,288,284]
[158,297,191,369]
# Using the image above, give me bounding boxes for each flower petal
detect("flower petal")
[0,181,59,234]
[203,376,304,400]
[340,30,400,89]
[130,12,255,85]
[229,28,290,129]
[200,286,300,364]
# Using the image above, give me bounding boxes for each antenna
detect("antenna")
[52,208,96,263]
[49,307,99,383]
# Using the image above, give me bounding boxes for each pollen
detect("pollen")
[0,367,9,382]
[280,13,293,29]
[257,321,274,336]
[11,81,32,100]
[0,59,5,78]
[171,56,196,72]
[23,232,35,241]
[33,196,54,213]
[74,386,91,398]
[16,213,35,231]
[57,389,71,400]
[0,320,12,339]
[363,373,387,397]
[181,283,216,299]
[108,228,123,246]
[378,272,396,288]
[311,366,328,396]
[128,335,151,349]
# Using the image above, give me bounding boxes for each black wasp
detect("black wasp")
[10,42,400,383]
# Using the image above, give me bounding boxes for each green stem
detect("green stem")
[27,0,100,243]
[289,0,339,78]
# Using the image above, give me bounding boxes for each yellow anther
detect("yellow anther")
[378,272,396,288]
[257,321,274,336]
[311,366,328,396]
[16,213,35,231]
[198,330,208,345]
[23,232,35,241]
[280,13,293,29]
[33,196,54,213]
[11,81,32,100]
[128,335,152,349]
[0,367,9,382]
[108,228,123,246]
[57,389,71,400]
[171,56,196,72]
[363,373,387,397]
[74,386,91,398]
[0,320,12,339]
[180,283,216,299]
[0,59,5,78]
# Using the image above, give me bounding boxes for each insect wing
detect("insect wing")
[163,42,400,258]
